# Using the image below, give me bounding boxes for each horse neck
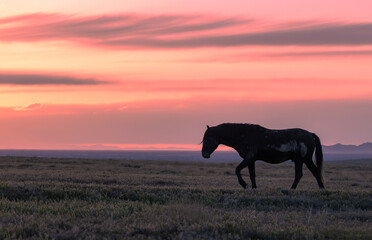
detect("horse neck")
[216,127,240,149]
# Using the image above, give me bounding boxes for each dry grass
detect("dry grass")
[0,156,371,239]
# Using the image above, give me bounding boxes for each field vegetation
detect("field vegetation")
[0,156,371,239]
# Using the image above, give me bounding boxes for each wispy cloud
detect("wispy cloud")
[0,13,247,45]
[114,78,372,93]
[0,73,108,85]
[14,103,42,111]
[103,23,372,48]
[268,50,372,57]
[2,13,372,48]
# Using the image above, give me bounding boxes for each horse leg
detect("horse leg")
[248,161,257,189]
[304,159,325,189]
[235,160,249,189]
[291,159,303,189]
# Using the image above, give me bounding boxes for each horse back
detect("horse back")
[242,128,316,162]
[263,128,315,145]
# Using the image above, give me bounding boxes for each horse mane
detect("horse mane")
[202,123,264,144]
[211,123,264,142]
[217,123,264,132]
[218,123,260,128]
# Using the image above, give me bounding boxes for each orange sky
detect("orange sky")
[1,1,372,149]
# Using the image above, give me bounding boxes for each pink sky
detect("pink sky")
[0,0,372,150]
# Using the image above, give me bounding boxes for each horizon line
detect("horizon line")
[0,141,371,152]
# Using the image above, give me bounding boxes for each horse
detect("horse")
[201,123,325,189]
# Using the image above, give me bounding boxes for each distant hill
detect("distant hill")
[323,142,372,153]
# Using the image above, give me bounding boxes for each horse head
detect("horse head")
[201,125,219,159]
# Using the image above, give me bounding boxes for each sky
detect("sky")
[0,0,372,150]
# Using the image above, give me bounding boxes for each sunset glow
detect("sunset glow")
[1,0,372,149]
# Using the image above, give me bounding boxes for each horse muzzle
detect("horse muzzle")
[202,151,210,159]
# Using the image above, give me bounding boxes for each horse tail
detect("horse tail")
[313,133,324,183]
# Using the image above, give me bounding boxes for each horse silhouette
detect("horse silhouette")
[201,123,324,189]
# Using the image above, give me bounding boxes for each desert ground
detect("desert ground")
[0,156,371,239]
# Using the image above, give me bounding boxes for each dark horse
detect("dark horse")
[201,123,324,189]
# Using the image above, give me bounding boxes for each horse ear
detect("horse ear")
[207,125,210,129]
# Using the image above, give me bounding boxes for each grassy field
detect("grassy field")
[0,156,371,239]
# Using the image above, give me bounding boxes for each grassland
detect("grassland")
[0,156,371,239]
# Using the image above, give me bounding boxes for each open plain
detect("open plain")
[0,156,371,239]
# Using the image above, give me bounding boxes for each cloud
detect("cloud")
[0,73,108,85]
[269,50,372,57]
[3,13,372,48]
[0,13,247,44]
[102,23,372,48]
[14,103,42,111]
[113,78,371,94]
